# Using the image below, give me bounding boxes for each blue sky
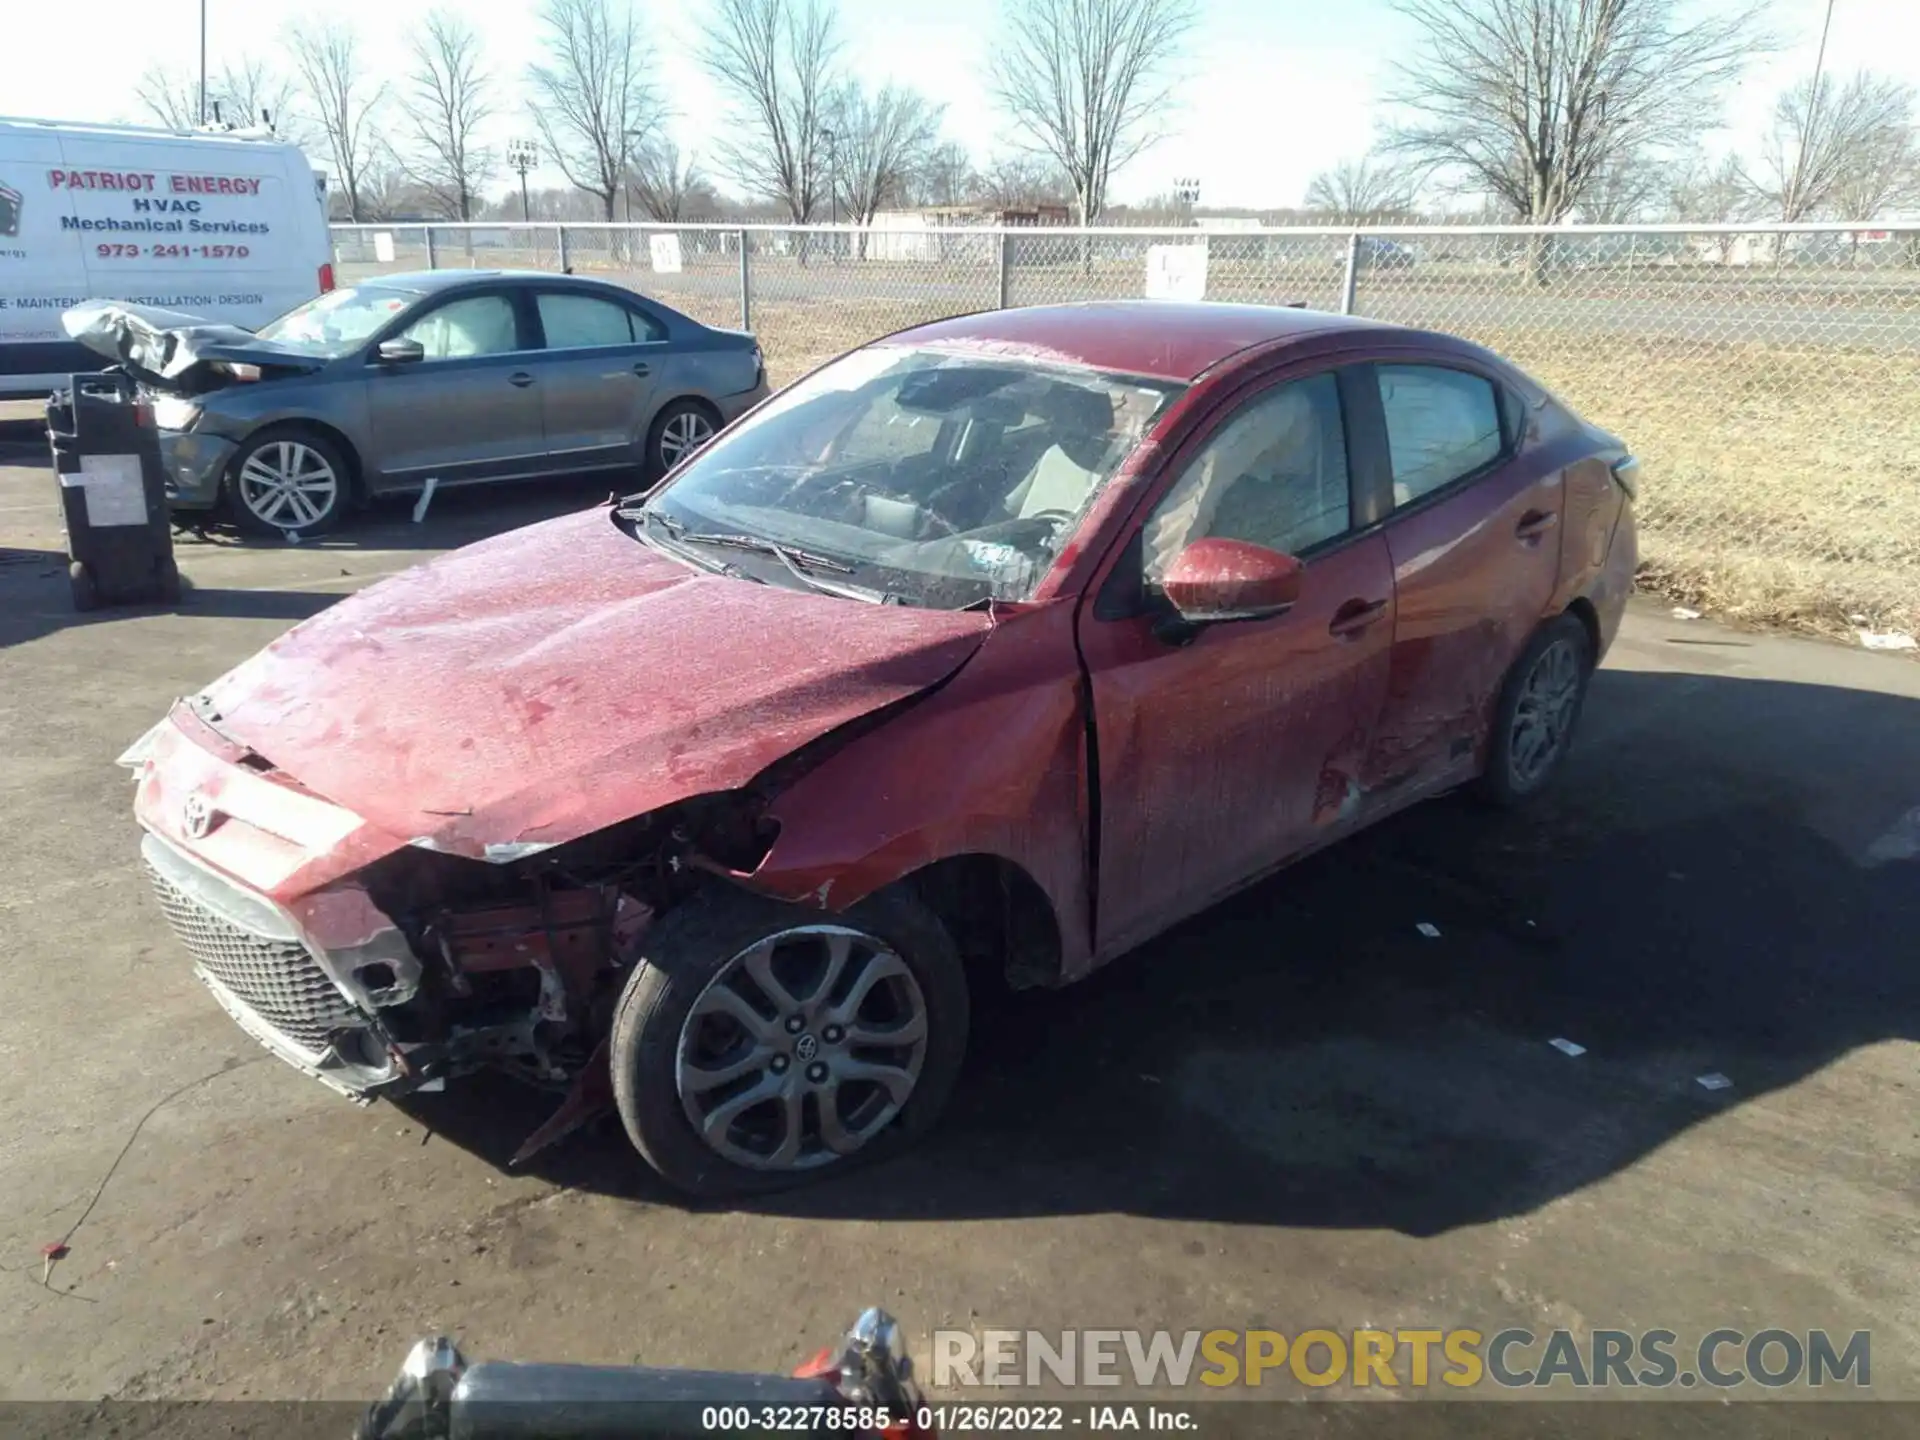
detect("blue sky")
[5,0,1910,209]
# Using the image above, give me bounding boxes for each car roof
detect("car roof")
[886,301,1399,382]
[366,269,627,295]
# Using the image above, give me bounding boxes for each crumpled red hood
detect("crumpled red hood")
[201,507,991,857]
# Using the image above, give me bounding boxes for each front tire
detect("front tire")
[1477,613,1593,807]
[227,429,350,539]
[610,885,969,1198]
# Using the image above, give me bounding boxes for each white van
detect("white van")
[0,116,332,399]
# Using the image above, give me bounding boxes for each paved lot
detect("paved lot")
[2,408,1917,1420]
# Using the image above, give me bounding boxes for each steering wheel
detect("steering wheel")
[970,510,1076,545]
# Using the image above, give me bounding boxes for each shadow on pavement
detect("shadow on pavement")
[402,667,1920,1231]
[0,473,624,647]
[0,562,350,648]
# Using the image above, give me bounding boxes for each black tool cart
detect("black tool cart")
[46,370,181,612]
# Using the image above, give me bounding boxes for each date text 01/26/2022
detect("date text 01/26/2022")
[699,1406,1198,1432]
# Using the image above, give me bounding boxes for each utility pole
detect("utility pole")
[1790,0,1839,219]
[198,0,208,125]
[507,139,539,223]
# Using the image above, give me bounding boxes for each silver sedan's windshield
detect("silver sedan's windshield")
[257,285,420,355]
[637,346,1180,609]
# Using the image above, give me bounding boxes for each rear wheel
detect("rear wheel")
[1477,613,1593,807]
[646,400,718,478]
[227,429,350,539]
[609,885,969,1197]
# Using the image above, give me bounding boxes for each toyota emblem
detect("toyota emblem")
[182,792,214,840]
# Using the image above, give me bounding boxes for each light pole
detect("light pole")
[198,0,208,125]
[1174,175,1200,226]
[507,139,539,223]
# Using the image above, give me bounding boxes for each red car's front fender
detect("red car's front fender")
[746,601,1095,980]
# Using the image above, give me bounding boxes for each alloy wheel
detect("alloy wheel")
[674,925,928,1171]
[658,410,715,469]
[1507,637,1582,789]
[237,440,339,531]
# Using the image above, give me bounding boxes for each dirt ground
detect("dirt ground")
[1,409,1917,1426]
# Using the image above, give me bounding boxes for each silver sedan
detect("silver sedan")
[67,271,769,538]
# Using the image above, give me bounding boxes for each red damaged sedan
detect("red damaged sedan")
[126,301,1637,1196]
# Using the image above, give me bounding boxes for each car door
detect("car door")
[1357,359,1565,796]
[530,289,666,471]
[1076,367,1397,959]
[364,288,544,487]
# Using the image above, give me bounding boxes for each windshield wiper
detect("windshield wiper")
[620,508,893,603]
[677,531,854,574]
[680,532,903,605]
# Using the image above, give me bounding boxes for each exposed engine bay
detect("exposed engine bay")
[313,794,783,1151]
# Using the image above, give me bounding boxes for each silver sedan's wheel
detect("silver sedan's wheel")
[234,437,342,534]
[654,405,715,471]
[1506,635,1583,789]
[674,925,928,1172]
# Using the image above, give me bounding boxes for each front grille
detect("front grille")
[144,860,362,1052]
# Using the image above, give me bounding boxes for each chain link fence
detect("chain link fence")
[333,220,1920,638]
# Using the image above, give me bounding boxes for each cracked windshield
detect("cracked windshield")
[636,347,1178,606]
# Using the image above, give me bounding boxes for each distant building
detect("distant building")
[861,204,1072,261]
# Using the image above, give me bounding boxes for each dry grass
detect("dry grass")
[1485,333,1920,639]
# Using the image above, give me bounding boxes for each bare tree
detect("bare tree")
[826,82,944,231]
[135,66,202,129]
[399,11,496,220]
[629,136,706,221]
[1665,149,1750,222]
[701,0,842,222]
[1384,0,1769,226]
[1747,70,1917,221]
[1829,124,1920,222]
[290,21,386,222]
[988,0,1195,225]
[1303,153,1420,222]
[214,56,306,137]
[977,153,1074,209]
[356,158,435,222]
[908,141,977,208]
[528,0,660,221]
[1574,156,1667,222]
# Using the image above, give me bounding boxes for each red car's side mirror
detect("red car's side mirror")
[1159,537,1303,626]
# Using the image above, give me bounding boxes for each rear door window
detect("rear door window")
[537,291,642,349]
[1376,365,1505,506]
